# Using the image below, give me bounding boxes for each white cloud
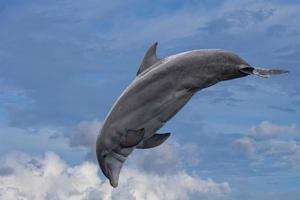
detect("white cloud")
[180,143,203,166]
[0,152,104,200]
[233,133,300,172]
[259,139,300,172]
[233,121,300,170]
[69,119,102,148]
[235,136,300,158]
[0,126,77,158]
[249,121,297,137]
[0,151,231,200]
[117,169,231,200]
[69,119,102,161]
[132,143,180,175]
[130,141,203,176]
[68,119,203,171]
[258,139,299,156]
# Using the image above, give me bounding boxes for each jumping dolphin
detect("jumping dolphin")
[96,42,288,187]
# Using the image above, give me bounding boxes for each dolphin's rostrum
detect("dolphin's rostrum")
[96,42,288,187]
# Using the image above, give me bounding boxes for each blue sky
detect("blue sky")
[0,0,299,199]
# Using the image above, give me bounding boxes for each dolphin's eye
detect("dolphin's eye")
[102,150,109,158]
[103,152,110,158]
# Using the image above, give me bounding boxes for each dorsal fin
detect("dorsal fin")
[136,42,160,75]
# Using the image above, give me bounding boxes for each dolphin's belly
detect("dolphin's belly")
[105,83,193,139]
[138,88,194,138]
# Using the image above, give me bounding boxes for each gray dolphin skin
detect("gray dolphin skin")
[96,42,288,187]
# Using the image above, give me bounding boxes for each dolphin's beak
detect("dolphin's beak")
[106,155,123,187]
[251,67,288,78]
[98,151,126,188]
[240,65,288,78]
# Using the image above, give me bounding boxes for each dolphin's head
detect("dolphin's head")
[96,132,127,188]
[209,50,288,81]
[210,50,253,81]
[96,126,144,187]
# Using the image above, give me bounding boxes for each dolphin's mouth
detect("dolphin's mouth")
[100,151,127,188]
[107,166,115,187]
[239,66,254,75]
[110,151,127,163]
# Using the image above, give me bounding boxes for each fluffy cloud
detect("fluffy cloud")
[233,136,300,172]
[69,118,204,176]
[0,152,104,200]
[257,139,300,172]
[0,151,231,200]
[0,126,77,159]
[1,124,227,200]
[116,169,231,200]
[257,139,299,156]
[232,121,300,172]
[69,120,102,148]
[132,143,180,175]
[131,142,203,175]
[69,119,102,161]
[249,121,297,137]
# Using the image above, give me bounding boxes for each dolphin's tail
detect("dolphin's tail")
[240,66,288,78]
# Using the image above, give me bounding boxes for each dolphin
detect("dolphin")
[96,42,288,187]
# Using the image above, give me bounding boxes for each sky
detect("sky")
[0,0,299,199]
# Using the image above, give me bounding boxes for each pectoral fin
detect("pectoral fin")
[121,128,145,148]
[136,132,170,149]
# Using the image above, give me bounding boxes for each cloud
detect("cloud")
[117,139,203,177]
[69,119,102,161]
[180,143,203,166]
[0,166,13,176]
[233,137,255,155]
[0,151,231,200]
[132,143,180,176]
[233,135,300,173]
[0,0,299,198]
[1,0,299,128]
[0,151,104,200]
[0,0,131,127]
[67,118,204,171]
[0,126,76,158]
[233,121,300,172]
[267,24,289,37]
[116,169,231,200]
[286,149,300,172]
[69,119,102,148]
[249,121,297,137]
[257,139,299,156]
[268,105,296,113]
[201,8,274,34]
[257,139,300,172]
